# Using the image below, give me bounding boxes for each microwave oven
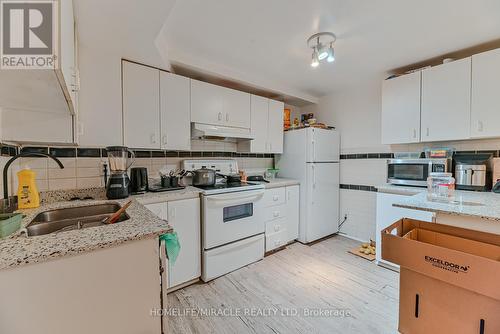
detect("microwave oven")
[387,158,451,187]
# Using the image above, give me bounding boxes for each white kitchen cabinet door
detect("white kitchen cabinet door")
[166,198,201,289]
[222,87,251,129]
[190,79,223,126]
[122,61,160,149]
[160,72,191,151]
[381,72,421,144]
[267,99,284,153]
[0,238,163,334]
[471,48,500,138]
[375,192,434,268]
[248,95,269,153]
[286,185,299,242]
[421,57,471,142]
[145,202,168,220]
[59,0,76,113]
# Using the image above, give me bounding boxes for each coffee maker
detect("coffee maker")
[105,146,135,199]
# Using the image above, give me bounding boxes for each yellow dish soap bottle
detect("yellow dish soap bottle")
[17,168,40,209]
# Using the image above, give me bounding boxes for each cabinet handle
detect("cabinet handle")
[150,134,157,144]
[275,240,281,246]
[478,121,484,132]
[226,113,229,122]
[413,129,417,139]
[218,112,223,121]
[273,195,279,201]
[287,190,290,201]
[273,211,280,218]
[426,127,430,137]
[274,225,280,232]
[162,135,168,145]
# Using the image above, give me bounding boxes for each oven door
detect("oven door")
[202,189,265,249]
[387,160,429,186]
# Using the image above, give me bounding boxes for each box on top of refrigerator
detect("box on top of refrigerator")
[382,218,500,334]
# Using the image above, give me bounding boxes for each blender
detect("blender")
[105,146,135,199]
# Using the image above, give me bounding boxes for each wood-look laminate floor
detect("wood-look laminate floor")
[167,235,399,334]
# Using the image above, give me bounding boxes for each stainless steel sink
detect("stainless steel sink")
[26,203,130,237]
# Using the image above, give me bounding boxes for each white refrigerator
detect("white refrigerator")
[276,127,340,243]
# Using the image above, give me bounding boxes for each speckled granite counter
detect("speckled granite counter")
[0,188,184,271]
[377,184,427,196]
[393,190,500,222]
[253,178,300,189]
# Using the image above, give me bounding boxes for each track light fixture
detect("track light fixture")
[307,32,336,68]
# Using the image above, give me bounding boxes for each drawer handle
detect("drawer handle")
[273,211,280,217]
[273,195,279,201]
[275,240,281,246]
[274,225,280,232]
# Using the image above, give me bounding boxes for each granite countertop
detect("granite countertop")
[393,190,500,221]
[253,178,300,189]
[377,183,427,196]
[0,188,185,271]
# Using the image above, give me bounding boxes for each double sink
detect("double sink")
[25,203,130,237]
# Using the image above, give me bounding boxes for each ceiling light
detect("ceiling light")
[327,44,335,63]
[311,48,319,67]
[307,32,336,67]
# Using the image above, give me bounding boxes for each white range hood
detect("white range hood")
[191,123,254,141]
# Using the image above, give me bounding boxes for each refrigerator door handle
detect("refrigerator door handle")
[312,165,316,189]
[312,140,316,161]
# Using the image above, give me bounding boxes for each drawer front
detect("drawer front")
[264,204,287,222]
[265,217,287,235]
[262,188,286,207]
[265,229,288,252]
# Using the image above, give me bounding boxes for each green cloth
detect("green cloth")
[159,232,181,265]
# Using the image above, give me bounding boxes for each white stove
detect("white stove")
[183,160,265,281]
[182,159,265,195]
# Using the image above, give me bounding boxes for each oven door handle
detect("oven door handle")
[205,190,264,206]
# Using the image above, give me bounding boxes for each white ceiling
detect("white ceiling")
[162,0,500,101]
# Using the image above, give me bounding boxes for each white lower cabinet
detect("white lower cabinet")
[145,198,201,289]
[375,192,434,268]
[0,238,164,334]
[262,185,300,252]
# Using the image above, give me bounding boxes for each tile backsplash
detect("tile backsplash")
[0,143,275,197]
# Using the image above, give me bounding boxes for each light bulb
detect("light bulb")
[311,49,319,67]
[317,44,329,60]
[327,46,335,63]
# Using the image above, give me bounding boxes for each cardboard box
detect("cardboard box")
[382,218,500,334]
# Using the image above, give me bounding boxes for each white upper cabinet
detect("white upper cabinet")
[471,48,500,138]
[221,87,251,128]
[59,0,77,113]
[421,57,471,142]
[160,72,191,151]
[191,80,223,126]
[191,79,251,129]
[238,96,284,153]
[122,61,160,149]
[267,99,284,153]
[381,71,421,144]
[244,95,269,153]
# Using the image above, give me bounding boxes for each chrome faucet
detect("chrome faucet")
[1,152,64,213]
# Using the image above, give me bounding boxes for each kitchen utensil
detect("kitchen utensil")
[102,200,132,225]
[247,175,270,183]
[130,167,148,194]
[190,168,217,187]
[161,175,171,187]
[171,176,180,187]
[217,173,241,184]
[105,146,135,199]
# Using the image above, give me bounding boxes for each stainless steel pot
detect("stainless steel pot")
[190,168,216,187]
